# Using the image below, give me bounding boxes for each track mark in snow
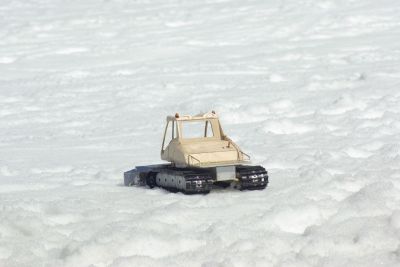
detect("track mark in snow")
[361,141,384,151]
[55,47,89,55]
[264,120,315,135]
[165,21,193,27]
[272,205,322,234]
[112,69,135,76]
[0,57,16,64]
[30,166,73,174]
[0,166,19,177]
[269,73,285,82]
[390,211,400,229]
[358,109,385,119]
[46,214,82,226]
[269,99,294,111]
[0,184,59,193]
[0,247,12,260]
[344,147,373,158]
[63,71,91,78]
[321,94,368,115]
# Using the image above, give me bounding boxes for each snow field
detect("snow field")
[1,0,400,266]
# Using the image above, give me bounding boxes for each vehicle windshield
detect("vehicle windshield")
[181,120,214,139]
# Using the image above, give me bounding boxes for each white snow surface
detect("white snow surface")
[1,0,400,266]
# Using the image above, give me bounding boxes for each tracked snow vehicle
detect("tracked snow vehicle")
[124,112,268,194]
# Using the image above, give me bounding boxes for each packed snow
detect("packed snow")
[1,0,400,266]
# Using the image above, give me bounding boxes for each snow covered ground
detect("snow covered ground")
[1,0,400,266]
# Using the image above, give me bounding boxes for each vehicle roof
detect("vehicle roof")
[167,112,218,121]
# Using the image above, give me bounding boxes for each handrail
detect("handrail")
[188,151,250,167]
[241,151,251,161]
[188,159,250,167]
[222,136,251,161]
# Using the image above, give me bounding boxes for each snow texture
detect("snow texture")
[1,0,400,266]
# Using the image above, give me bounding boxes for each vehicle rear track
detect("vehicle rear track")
[136,165,269,194]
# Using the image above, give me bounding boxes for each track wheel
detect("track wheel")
[233,180,243,191]
[146,172,157,188]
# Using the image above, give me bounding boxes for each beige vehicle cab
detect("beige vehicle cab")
[124,112,268,194]
[161,112,250,168]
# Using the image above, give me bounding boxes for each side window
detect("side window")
[162,122,173,151]
[205,121,214,137]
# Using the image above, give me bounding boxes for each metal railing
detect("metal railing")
[188,151,250,167]
[240,151,251,161]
